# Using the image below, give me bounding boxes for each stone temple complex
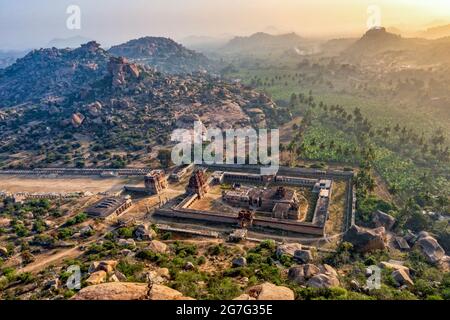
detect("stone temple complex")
[222,186,302,220]
[153,165,355,237]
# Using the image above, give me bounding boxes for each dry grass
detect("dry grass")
[325,181,347,237]
[0,175,141,194]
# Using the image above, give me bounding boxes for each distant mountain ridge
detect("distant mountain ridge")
[0,37,223,107]
[108,36,215,74]
[221,32,309,55]
[345,27,407,55]
[342,27,450,65]
[47,36,93,49]
[418,24,450,39]
[0,50,28,69]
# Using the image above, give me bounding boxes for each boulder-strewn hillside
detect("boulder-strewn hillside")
[0,42,279,168]
[0,41,109,107]
[0,50,28,69]
[108,37,215,74]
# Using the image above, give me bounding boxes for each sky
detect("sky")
[1,0,450,50]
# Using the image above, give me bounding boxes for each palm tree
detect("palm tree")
[329,140,335,150]
[366,176,376,193]
[389,183,399,195]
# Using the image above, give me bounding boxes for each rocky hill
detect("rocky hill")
[108,37,215,74]
[0,41,110,107]
[0,42,279,168]
[344,27,412,58]
[221,32,312,56]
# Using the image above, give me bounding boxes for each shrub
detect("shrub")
[278,254,294,267]
[368,285,418,300]
[65,213,88,226]
[161,232,172,240]
[1,267,16,281]
[117,260,144,280]
[259,240,276,251]
[21,251,35,265]
[57,227,74,240]
[172,241,198,257]
[31,234,56,247]
[246,253,263,264]
[413,279,439,298]
[14,223,29,238]
[64,289,76,299]
[324,242,354,267]
[207,277,242,300]
[197,256,206,265]
[32,220,48,233]
[117,227,134,239]
[364,256,377,266]
[208,244,226,256]
[223,267,252,278]
[256,264,282,285]
[17,272,35,284]
[171,271,207,299]
[136,250,168,265]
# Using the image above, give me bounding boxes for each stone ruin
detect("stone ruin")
[238,209,255,229]
[144,170,168,195]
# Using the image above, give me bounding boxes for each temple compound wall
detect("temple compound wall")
[155,167,338,236]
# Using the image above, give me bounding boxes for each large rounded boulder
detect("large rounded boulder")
[72,282,149,300]
[343,225,386,253]
[246,282,295,300]
[307,274,340,289]
[72,282,193,300]
[372,210,396,230]
[415,233,446,264]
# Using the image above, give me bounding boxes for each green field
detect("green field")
[227,66,450,138]
[225,62,450,205]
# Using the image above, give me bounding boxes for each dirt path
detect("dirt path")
[18,224,118,274]
[19,246,85,274]
[0,175,137,194]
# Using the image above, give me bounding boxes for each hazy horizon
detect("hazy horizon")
[1,0,450,50]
